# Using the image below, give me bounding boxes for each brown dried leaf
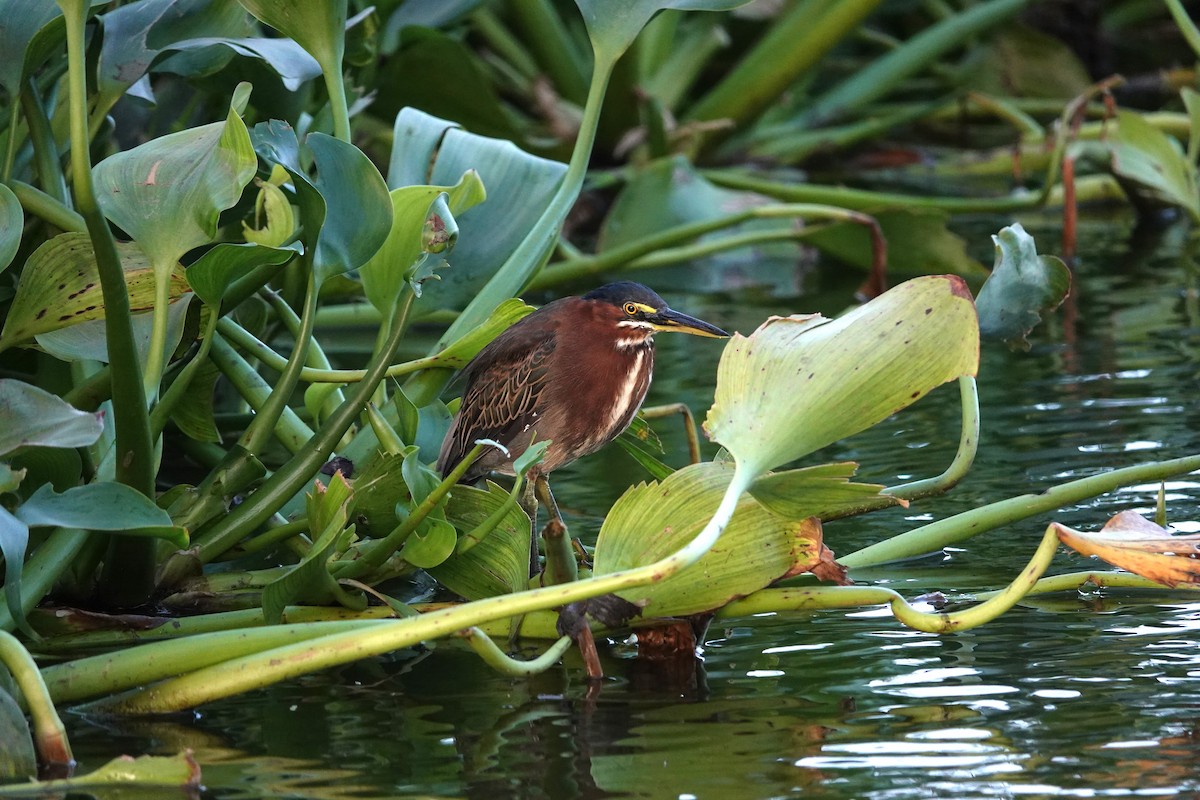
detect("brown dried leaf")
[1053,511,1200,588]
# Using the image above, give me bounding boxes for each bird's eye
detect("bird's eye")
[623,302,638,316]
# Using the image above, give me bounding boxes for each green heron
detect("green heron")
[437,281,729,574]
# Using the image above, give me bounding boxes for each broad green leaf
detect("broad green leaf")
[615,419,673,480]
[36,294,193,365]
[961,23,1091,99]
[169,359,222,442]
[429,481,530,600]
[350,452,408,535]
[185,242,298,307]
[0,233,189,349]
[574,0,751,63]
[386,108,566,312]
[748,462,901,520]
[237,0,345,79]
[6,447,79,496]
[593,462,827,617]
[975,223,1070,351]
[263,475,363,623]
[162,35,321,90]
[15,483,188,547]
[0,380,102,456]
[398,513,456,569]
[1108,109,1200,219]
[0,751,201,795]
[0,0,62,98]
[0,183,20,275]
[0,507,31,636]
[358,171,484,315]
[96,0,247,113]
[801,209,987,278]
[94,94,257,275]
[428,298,534,370]
[705,275,979,477]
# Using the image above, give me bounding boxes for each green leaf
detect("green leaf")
[748,462,901,519]
[36,294,193,365]
[358,173,480,315]
[386,109,566,312]
[93,93,258,275]
[705,275,979,477]
[975,223,1071,351]
[0,183,21,276]
[169,359,222,443]
[0,380,102,456]
[398,513,457,569]
[0,682,36,782]
[185,242,298,307]
[162,35,321,90]
[15,483,189,548]
[0,507,32,637]
[0,0,62,99]
[593,461,825,617]
[263,475,362,623]
[0,233,190,350]
[801,209,987,278]
[96,0,247,113]
[574,0,751,64]
[429,481,530,599]
[237,0,345,79]
[615,424,673,480]
[1107,109,1200,219]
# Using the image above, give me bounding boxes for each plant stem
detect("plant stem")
[0,631,72,766]
[20,78,70,205]
[189,290,417,563]
[842,453,1200,567]
[458,629,573,676]
[58,0,157,608]
[210,333,315,454]
[8,180,84,232]
[149,308,219,438]
[886,376,979,501]
[0,528,89,633]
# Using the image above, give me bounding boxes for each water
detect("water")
[64,212,1200,798]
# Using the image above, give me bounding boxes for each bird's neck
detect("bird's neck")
[614,320,655,351]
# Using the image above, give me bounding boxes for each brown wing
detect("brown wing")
[436,311,559,481]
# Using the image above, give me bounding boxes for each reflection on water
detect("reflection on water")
[64,214,1200,798]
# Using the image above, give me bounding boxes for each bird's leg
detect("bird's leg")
[639,402,701,464]
[535,475,578,585]
[518,477,540,578]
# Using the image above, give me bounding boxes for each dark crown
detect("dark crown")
[582,281,666,310]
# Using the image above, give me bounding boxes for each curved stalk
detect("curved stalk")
[459,629,574,676]
[886,376,979,500]
[0,631,71,766]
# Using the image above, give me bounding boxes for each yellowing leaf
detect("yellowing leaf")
[1053,511,1200,588]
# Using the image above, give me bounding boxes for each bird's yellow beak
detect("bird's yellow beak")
[648,308,729,338]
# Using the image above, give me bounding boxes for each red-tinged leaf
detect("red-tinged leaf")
[1053,511,1200,588]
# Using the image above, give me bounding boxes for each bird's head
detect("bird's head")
[582,282,729,348]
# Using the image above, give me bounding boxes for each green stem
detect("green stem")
[209,333,314,453]
[240,275,319,455]
[0,528,89,633]
[8,180,84,232]
[533,203,873,289]
[886,376,978,500]
[150,308,219,438]
[142,263,173,399]
[842,453,1200,568]
[2,103,17,182]
[459,629,573,676]
[58,0,156,608]
[0,632,71,766]
[1165,0,1200,60]
[721,526,1059,632]
[975,570,1200,599]
[506,0,589,104]
[189,290,417,563]
[234,517,310,556]
[20,78,70,204]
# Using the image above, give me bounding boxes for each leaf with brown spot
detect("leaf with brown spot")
[1053,511,1200,588]
[0,233,188,351]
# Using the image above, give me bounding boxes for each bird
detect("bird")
[436,281,729,574]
